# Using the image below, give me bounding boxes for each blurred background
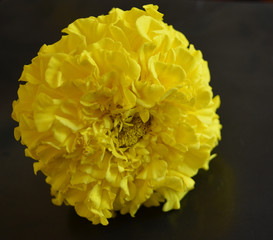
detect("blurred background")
[189,0,273,1]
[1,0,273,239]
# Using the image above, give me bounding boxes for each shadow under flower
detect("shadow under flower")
[165,155,236,239]
[68,155,236,240]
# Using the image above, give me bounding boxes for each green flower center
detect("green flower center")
[118,115,151,148]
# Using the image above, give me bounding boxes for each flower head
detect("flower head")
[12,5,221,225]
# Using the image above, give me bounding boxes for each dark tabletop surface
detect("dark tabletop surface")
[1,0,273,239]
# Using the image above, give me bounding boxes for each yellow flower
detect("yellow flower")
[12,5,221,225]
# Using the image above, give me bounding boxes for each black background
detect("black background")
[1,0,273,239]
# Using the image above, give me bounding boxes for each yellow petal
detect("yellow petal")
[143,4,163,21]
[134,81,165,108]
[195,88,212,108]
[154,62,186,88]
[160,188,181,211]
[139,108,150,123]
[136,15,163,41]
[55,115,83,132]
[88,184,102,209]
[34,112,55,132]
[63,17,107,44]
[45,56,65,88]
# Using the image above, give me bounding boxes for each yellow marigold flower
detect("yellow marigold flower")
[12,4,221,225]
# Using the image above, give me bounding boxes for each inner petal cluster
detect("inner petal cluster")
[117,114,151,148]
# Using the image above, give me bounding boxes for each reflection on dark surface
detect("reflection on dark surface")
[167,156,236,239]
[68,156,235,239]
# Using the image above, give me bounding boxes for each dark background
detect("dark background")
[1,0,273,239]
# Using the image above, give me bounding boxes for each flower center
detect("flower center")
[118,115,150,148]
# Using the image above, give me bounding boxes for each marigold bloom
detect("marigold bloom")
[12,5,221,225]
